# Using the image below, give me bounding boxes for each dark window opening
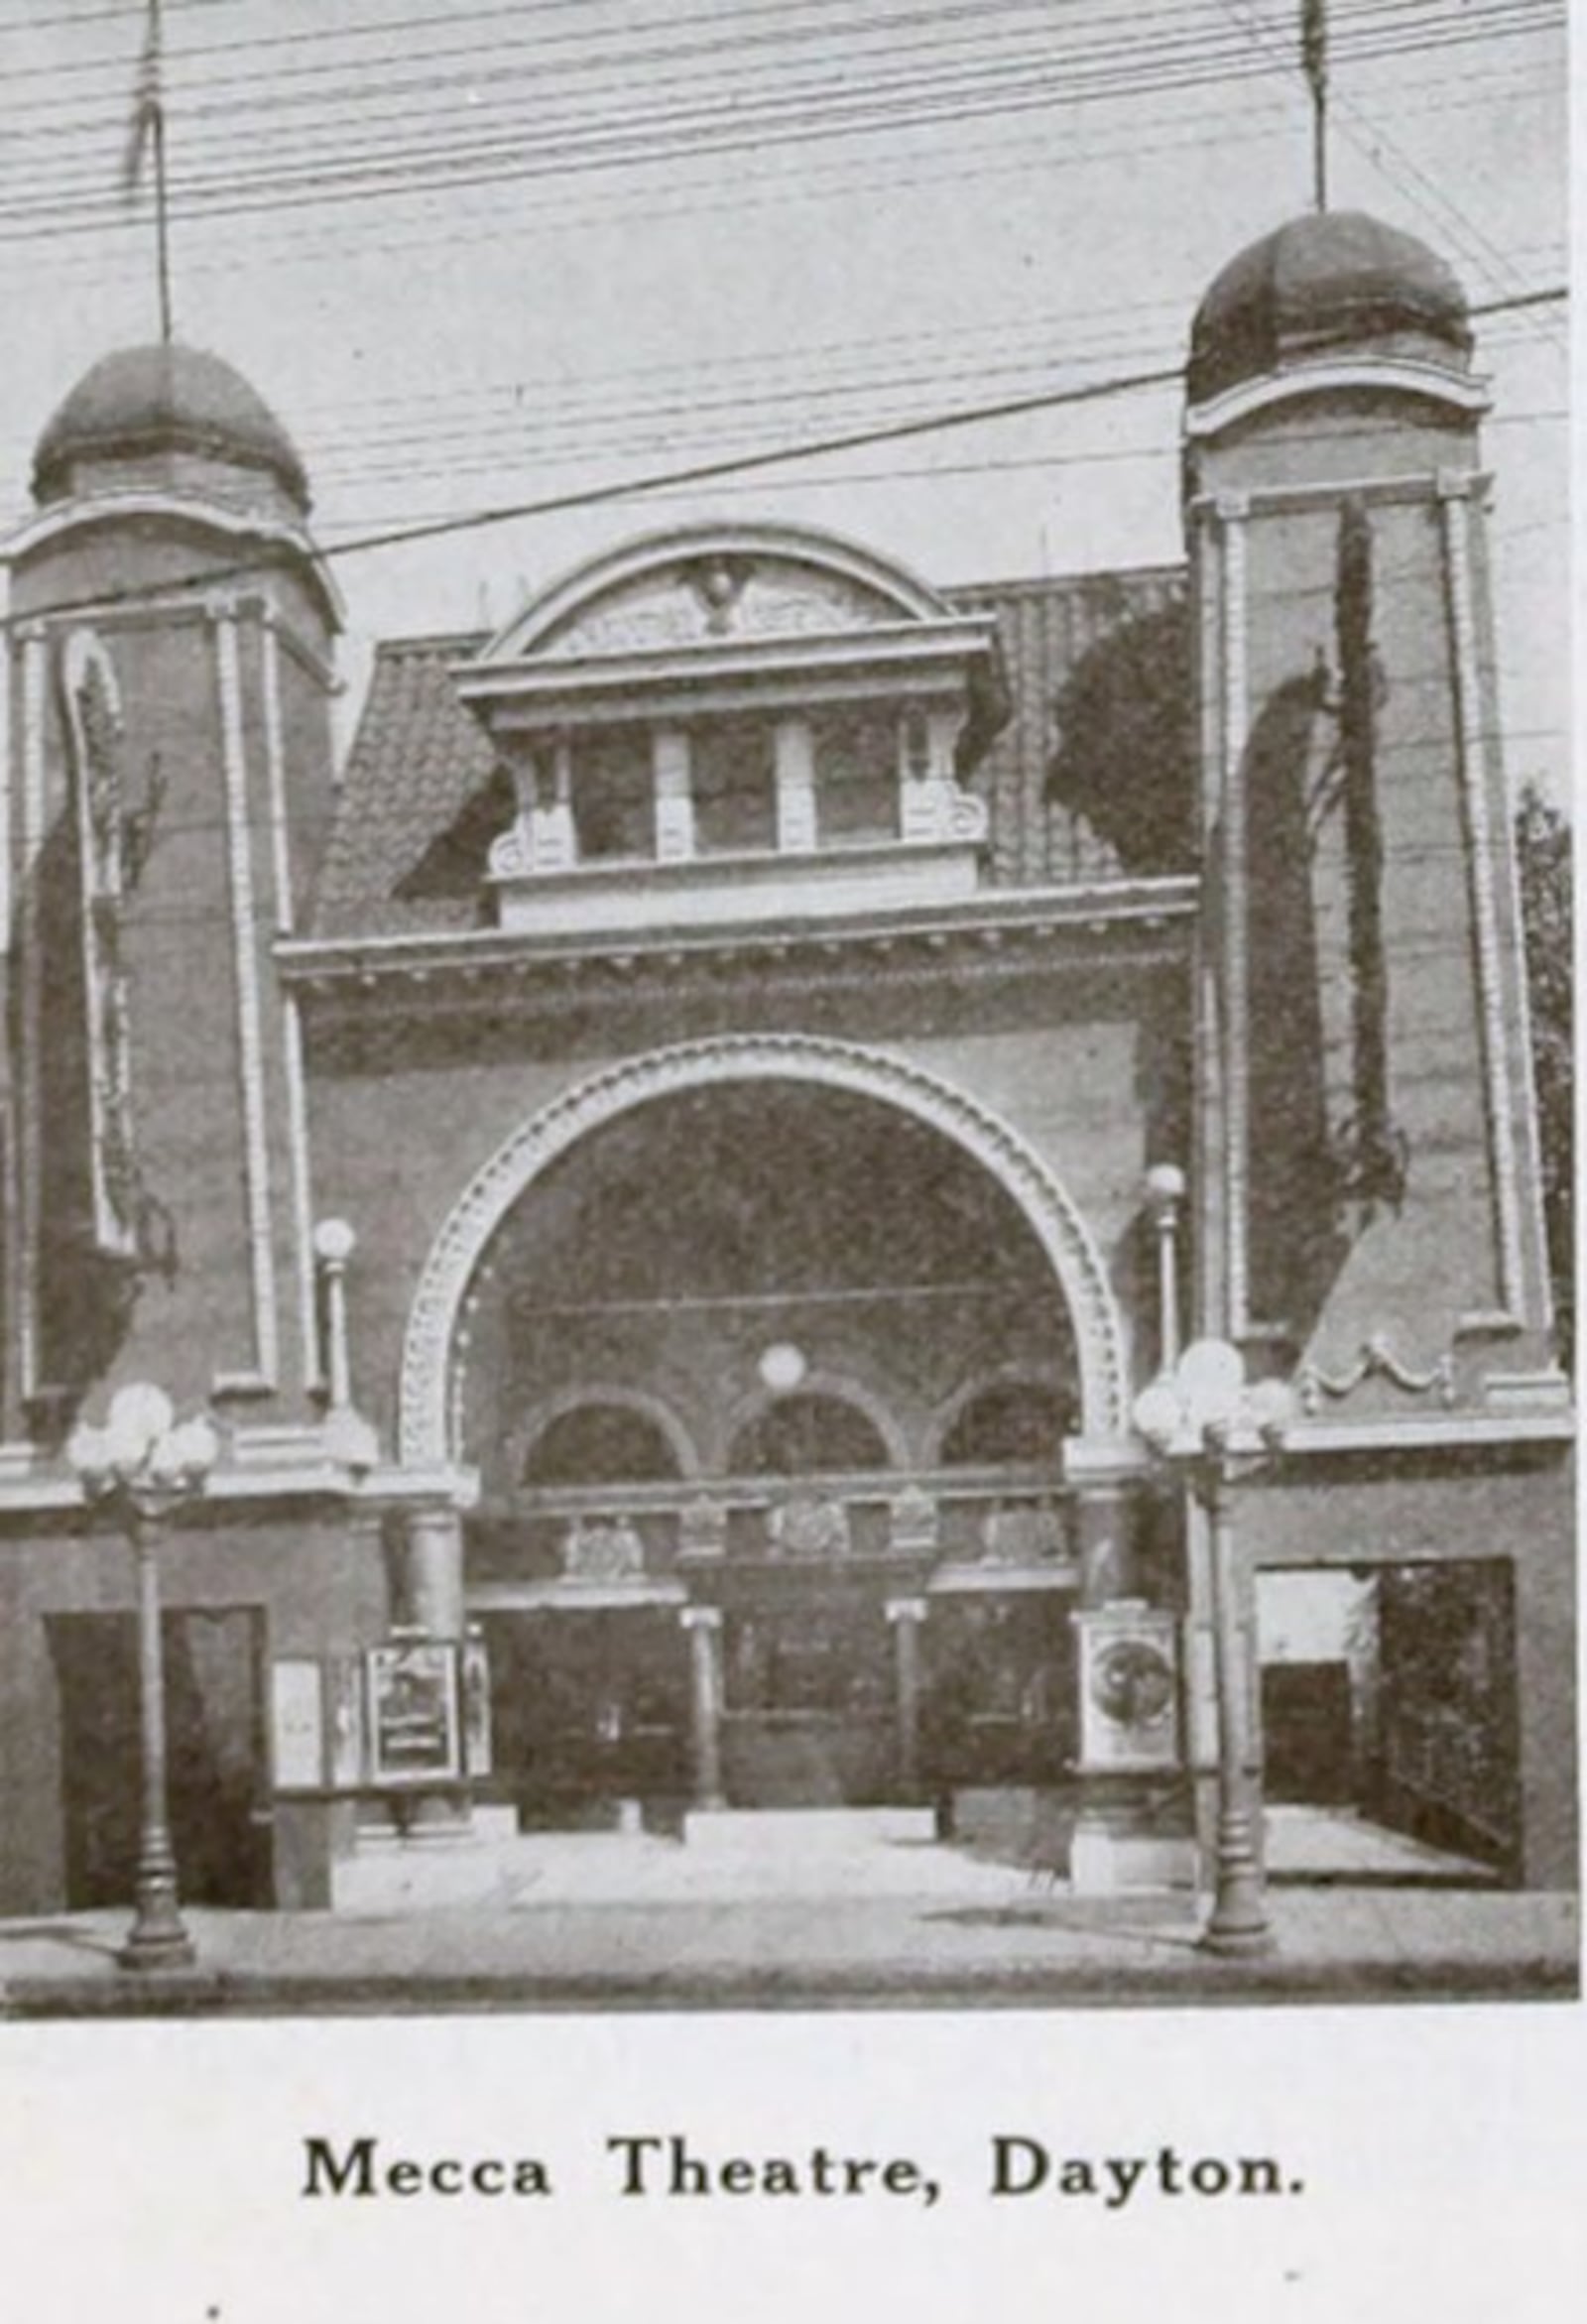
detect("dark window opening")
[691,719,778,854]
[522,1404,683,1487]
[728,1393,892,1477]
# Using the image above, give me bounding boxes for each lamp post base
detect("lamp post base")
[118,1925,198,1973]
[118,1880,197,1972]
[1198,1916,1277,1959]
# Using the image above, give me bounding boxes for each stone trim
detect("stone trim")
[397,1034,1130,1466]
[1439,477,1525,1325]
[2,493,344,632]
[1216,494,1252,1337]
[211,602,279,1396]
[16,626,49,1405]
[261,609,321,1393]
[1184,356,1491,440]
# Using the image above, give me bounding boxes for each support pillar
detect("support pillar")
[1198,1464,1274,1952]
[653,725,695,861]
[886,1597,928,1796]
[389,1504,471,1837]
[399,1505,466,1639]
[1076,1487,1135,1608]
[773,716,817,853]
[680,1605,726,1810]
[1069,1487,1194,1896]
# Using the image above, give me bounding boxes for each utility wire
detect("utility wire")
[1,284,1563,632]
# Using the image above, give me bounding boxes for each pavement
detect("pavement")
[0,1819,1575,2017]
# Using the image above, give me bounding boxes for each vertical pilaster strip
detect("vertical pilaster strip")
[1440,476,1524,1320]
[213,600,280,1391]
[0,572,12,956]
[260,608,320,1390]
[653,725,695,861]
[16,625,48,1404]
[1217,494,1252,1337]
[773,715,817,853]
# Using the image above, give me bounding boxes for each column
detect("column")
[390,1505,471,1837]
[1075,1487,1135,1607]
[1068,1486,1194,1896]
[898,707,937,841]
[399,1506,465,1639]
[886,1597,928,1796]
[680,1605,726,1810]
[773,715,817,853]
[653,725,695,862]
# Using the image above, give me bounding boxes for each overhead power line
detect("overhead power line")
[0,282,1564,635]
[0,2,1559,239]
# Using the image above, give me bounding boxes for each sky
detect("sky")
[0,0,1569,786]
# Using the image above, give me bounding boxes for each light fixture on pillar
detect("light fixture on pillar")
[313,1216,382,1480]
[312,1216,357,1407]
[66,1384,222,1972]
[1131,1338,1293,1957]
[1143,1162,1186,1373]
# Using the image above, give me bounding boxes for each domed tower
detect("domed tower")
[3,341,341,1423]
[1181,211,1558,1403]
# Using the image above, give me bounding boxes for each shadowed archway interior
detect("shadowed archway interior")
[457,1078,1079,1497]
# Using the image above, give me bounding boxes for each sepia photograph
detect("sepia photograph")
[0,0,1574,2054]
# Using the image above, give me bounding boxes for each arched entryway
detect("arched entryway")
[404,1037,1125,1822]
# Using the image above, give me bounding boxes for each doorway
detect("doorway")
[49,1607,271,1909]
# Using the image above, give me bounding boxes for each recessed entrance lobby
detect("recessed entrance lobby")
[451,1071,1092,1830]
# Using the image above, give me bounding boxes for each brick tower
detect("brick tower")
[1182,210,1559,1409]
[3,342,341,1432]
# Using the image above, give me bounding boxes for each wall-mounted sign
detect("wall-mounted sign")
[1073,1602,1181,1773]
[367,1641,460,1784]
[325,1654,365,1789]
[271,1658,325,1791]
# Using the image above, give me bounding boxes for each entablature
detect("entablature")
[280,876,1198,1017]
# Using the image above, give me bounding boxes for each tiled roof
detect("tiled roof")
[309,564,1189,938]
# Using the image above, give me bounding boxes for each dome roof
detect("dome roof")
[33,341,308,507]
[1188,210,1471,405]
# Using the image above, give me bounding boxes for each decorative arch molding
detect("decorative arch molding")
[507,1385,702,1485]
[721,1370,912,1475]
[397,1034,1129,1467]
[480,518,956,663]
[1183,355,1490,441]
[926,1364,1073,1468]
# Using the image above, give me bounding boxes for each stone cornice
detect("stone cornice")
[2,489,345,632]
[1069,1407,1575,1490]
[1183,356,1492,439]
[281,876,1199,1007]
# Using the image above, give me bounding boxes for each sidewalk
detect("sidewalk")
[1,1878,1575,2017]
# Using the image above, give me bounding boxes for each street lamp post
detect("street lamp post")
[1132,1339,1292,1958]
[66,1384,220,1972]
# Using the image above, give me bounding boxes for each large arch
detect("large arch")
[397,1035,1129,1466]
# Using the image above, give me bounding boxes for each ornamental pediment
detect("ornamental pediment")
[477,522,961,672]
[535,554,910,661]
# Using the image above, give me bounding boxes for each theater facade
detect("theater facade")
[0,208,1574,1923]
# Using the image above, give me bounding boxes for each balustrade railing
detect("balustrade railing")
[466,1467,1075,1592]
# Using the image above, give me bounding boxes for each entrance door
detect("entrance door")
[485,1608,689,1826]
[721,1590,894,1806]
[49,1608,270,1908]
